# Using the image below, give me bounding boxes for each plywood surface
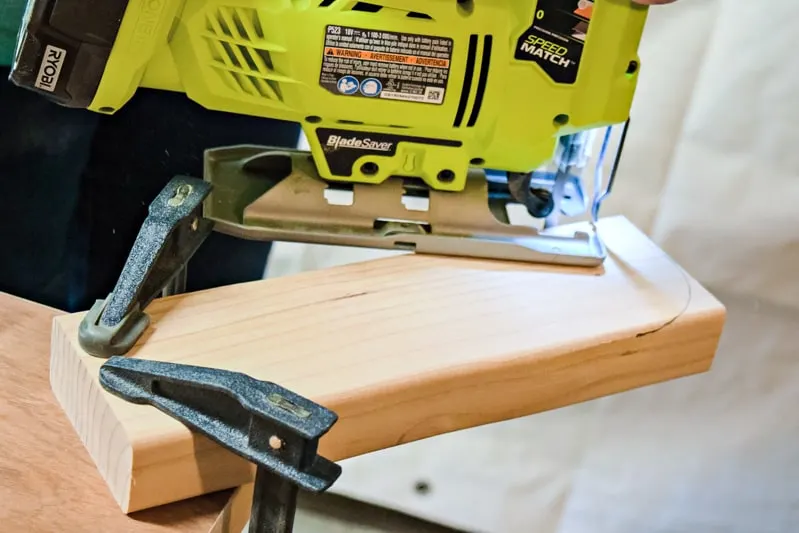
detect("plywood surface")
[0,292,236,532]
[50,216,726,514]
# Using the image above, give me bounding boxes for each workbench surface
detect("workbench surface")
[0,292,230,531]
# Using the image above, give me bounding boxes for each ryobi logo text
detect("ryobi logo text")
[326,135,394,151]
[519,36,572,68]
[133,0,167,45]
[34,45,66,92]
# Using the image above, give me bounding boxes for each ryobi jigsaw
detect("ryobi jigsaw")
[9,0,649,356]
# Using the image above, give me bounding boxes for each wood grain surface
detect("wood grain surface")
[50,216,727,514]
[0,292,240,532]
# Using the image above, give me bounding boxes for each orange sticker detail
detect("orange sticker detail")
[323,47,450,68]
[574,1,593,20]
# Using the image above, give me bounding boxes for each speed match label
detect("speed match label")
[319,25,453,105]
[514,0,593,84]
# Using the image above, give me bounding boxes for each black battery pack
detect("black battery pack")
[9,0,129,108]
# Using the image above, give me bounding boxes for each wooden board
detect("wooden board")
[50,216,726,514]
[0,292,248,533]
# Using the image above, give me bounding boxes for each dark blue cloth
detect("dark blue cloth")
[0,68,300,311]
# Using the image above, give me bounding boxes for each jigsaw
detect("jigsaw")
[9,0,649,356]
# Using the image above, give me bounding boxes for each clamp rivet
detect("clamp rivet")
[269,435,283,450]
[168,184,193,207]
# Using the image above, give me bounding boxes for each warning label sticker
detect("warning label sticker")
[320,25,453,105]
[514,0,593,84]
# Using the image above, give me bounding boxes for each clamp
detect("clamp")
[78,176,214,358]
[99,357,342,532]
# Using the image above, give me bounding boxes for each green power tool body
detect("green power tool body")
[11,0,645,177]
[11,0,648,253]
[9,0,650,355]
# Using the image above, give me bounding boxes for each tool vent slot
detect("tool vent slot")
[342,2,432,17]
[453,34,492,128]
[337,119,410,129]
[352,1,382,11]
[205,6,284,101]
[467,35,492,127]
[453,34,478,128]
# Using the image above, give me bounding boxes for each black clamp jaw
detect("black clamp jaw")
[99,357,342,533]
[78,177,214,358]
